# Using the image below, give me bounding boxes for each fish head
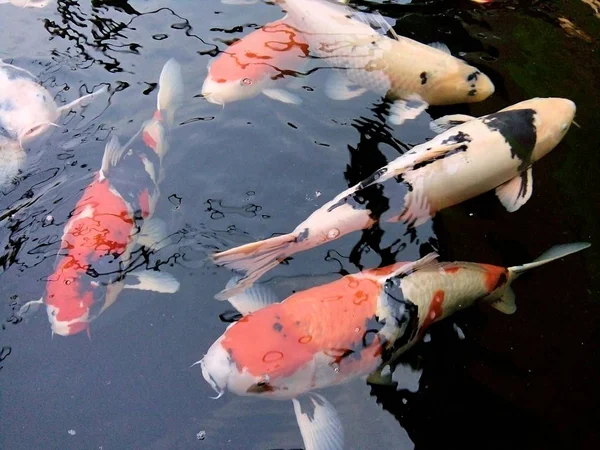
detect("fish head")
[200,309,317,400]
[526,98,576,160]
[428,63,495,105]
[201,52,270,105]
[44,266,96,336]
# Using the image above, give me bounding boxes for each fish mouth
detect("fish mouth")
[197,357,225,399]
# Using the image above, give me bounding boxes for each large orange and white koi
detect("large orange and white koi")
[199,243,589,449]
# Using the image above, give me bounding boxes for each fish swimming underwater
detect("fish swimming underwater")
[0,59,105,146]
[213,97,576,297]
[201,17,310,105]
[19,59,184,337]
[281,0,495,123]
[199,242,589,450]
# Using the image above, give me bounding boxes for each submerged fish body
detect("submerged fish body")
[200,243,589,449]
[0,0,52,7]
[201,18,310,105]
[213,97,576,296]
[282,0,494,109]
[0,60,104,145]
[21,60,184,337]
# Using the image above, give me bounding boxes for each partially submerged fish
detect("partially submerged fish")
[199,243,589,449]
[282,0,495,123]
[213,97,576,297]
[201,17,310,105]
[0,59,105,145]
[0,137,26,190]
[19,59,184,337]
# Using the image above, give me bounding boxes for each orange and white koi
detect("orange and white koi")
[282,0,495,123]
[213,97,576,297]
[201,17,310,105]
[199,243,589,449]
[19,60,184,337]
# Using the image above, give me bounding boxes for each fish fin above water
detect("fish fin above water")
[124,270,180,293]
[292,394,344,450]
[18,297,44,320]
[224,276,280,315]
[429,114,476,134]
[99,135,127,180]
[57,86,107,114]
[388,96,429,125]
[138,218,169,251]
[325,71,368,101]
[509,242,591,276]
[262,88,302,105]
[352,10,396,36]
[157,58,184,127]
[428,42,451,54]
[490,286,516,314]
[495,167,533,212]
[212,233,298,300]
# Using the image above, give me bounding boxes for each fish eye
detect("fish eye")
[241,78,253,86]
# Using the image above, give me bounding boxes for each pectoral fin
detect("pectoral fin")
[18,297,44,319]
[429,114,476,134]
[138,218,169,251]
[262,88,302,105]
[99,135,127,180]
[57,86,107,114]
[225,276,280,315]
[325,71,368,101]
[495,167,533,212]
[490,287,516,314]
[124,270,180,293]
[389,96,429,125]
[292,394,344,450]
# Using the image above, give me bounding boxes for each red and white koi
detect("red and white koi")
[19,60,184,337]
[213,97,576,297]
[199,243,589,450]
[281,0,495,123]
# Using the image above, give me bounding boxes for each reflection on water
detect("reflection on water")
[1,0,599,449]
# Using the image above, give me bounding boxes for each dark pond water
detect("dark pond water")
[1,0,599,449]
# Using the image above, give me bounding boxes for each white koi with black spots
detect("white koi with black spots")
[213,97,576,298]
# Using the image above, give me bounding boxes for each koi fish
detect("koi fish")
[199,242,589,449]
[0,136,25,190]
[213,97,576,297]
[0,59,105,146]
[201,17,309,105]
[282,0,495,123]
[19,59,184,337]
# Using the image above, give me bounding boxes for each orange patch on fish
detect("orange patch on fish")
[479,264,509,293]
[421,290,445,332]
[367,262,411,277]
[444,266,461,274]
[222,275,382,379]
[142,129,157,150]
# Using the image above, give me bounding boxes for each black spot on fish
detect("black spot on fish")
[493,271,509,291]
[272,322,283,332]
[482,109,537,170]
[468,89,477,97]
[295,228,309,243]
[420,72,428,85]
[441,131,472,145]
[467,71,480,82]
[412,144,469,171]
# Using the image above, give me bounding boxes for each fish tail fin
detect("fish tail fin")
[508,242,590,278]
[212,233,298,300]
[157,58,184,127]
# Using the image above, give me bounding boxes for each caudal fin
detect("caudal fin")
[157,59,184,127]
[212,233,297,299]
[509,242,590,276]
